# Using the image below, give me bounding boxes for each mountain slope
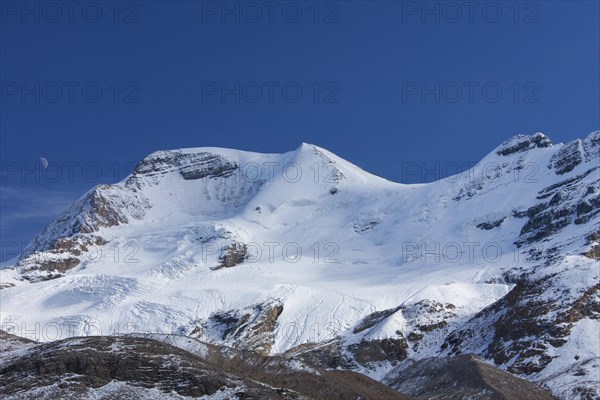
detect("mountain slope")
[1,132,598,399]
[383,353,557,400]
[0,331,411,400]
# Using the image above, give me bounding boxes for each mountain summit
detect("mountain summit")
[1,132,599,399]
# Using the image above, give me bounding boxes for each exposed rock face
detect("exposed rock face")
[383,354,557,400]
[214,242,248,269]
[441,274,600,398]
[348,337,408,365]
[548,131,600,175]
[584,243,600,260]
[127,151,239,185]
[400,300,457,344]
[15,150,247,280]
[283,339,356,370]
[495,132,552,156]
[476,217,505,230]
[583,230,600,261]
[0,333,412,400]
[453,133,552,202]
[191,301,284,355]
[17,184,146,280]
[0,283,15,290]
[514,165,600,247]
[1,337,235,398]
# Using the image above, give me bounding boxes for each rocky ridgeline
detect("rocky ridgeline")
[383,353,557,400]
[0,331,412,400]
[0,331,557,400]
[3,132,599,399]
[127,150,240,185]
[17,184,148,280]
[15,150,247,281]
[438,133,600,399]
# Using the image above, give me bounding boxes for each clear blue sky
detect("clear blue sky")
[1,0,599,261]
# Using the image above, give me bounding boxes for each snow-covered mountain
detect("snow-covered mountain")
[1,132,598,399]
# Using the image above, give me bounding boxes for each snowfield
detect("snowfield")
[1,132,599,399]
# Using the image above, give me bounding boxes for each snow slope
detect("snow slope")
[1,132,599,399]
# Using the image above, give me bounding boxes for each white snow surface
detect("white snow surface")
[1,133,599,398]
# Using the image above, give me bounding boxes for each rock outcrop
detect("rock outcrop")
[0,332,412,400]
[383,354,557,400]
[191,301,284,355]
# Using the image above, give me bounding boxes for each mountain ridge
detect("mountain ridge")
[1,131,598,399]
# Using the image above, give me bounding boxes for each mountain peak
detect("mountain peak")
[5,132,599,400]
[296,142,316,151]
[494,132,552,156]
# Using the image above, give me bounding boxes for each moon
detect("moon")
[39,157,49,170]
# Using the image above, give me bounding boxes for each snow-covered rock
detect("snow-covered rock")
[1,132,598,399]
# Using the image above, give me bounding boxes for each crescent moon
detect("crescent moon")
[40,157,49,170]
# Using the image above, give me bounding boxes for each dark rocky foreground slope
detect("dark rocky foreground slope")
[0,331,410,400]
[0,331,557,399]
[383,354,557,400]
